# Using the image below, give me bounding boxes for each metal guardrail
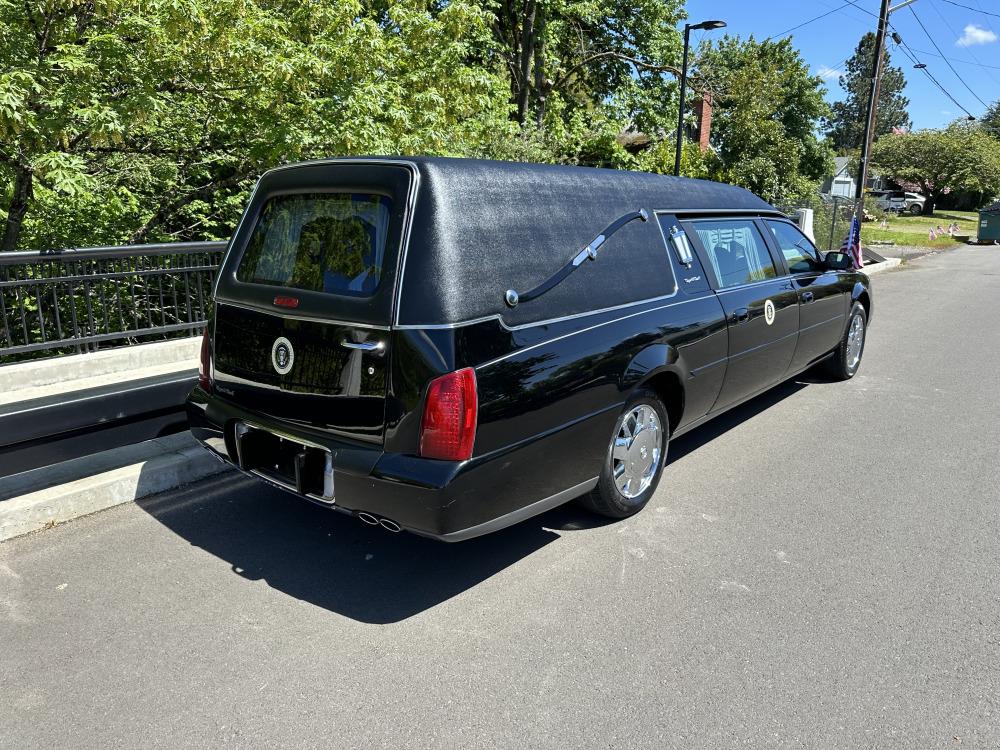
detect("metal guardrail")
[0,241,227,362]
[0,369,197,478]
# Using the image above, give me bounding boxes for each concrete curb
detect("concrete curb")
[0,437,233,542]
[2,337,200,391]
[862,257,902,275]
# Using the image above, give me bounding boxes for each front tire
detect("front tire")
[909,203,922,216]
[578,388,668,519]
[826,302,867,380]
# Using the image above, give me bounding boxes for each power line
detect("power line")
[892,38,979,117]
[765,1,865,41]
[908,46,1000,70]
[907,4,990,108]
[928,0,1000,85]
[940,0,1000,18]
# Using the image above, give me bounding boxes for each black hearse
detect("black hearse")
[188,158,872,541]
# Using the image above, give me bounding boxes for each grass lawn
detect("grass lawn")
[863,209,979,249]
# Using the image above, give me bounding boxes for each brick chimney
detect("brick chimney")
[692,92,713,152]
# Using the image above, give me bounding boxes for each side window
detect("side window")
[690,220,777,289]
[766,220,820,274]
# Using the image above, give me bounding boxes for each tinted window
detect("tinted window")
[767,220,820,274]
[691,220,776,288]
[236,193,392,296]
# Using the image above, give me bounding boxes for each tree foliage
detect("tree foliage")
[1,0,513,250]
[488,0,683,131]
[695,36,834,204]
[0,0,841,252]
[982,100,1000,136]
[826,32,911,153]
[871,122,1000,213]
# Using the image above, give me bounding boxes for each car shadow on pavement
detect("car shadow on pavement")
[136,373,817,624]
[136,472,563,624]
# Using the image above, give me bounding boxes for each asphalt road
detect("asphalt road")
[3,247,999,749]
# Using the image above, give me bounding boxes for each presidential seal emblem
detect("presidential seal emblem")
[271,336,294,375]
[764,299,776,326]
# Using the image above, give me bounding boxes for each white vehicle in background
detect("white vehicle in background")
[876,191,926,215]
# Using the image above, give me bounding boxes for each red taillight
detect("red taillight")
[198,327,212,391]
[419,368,477,461]
[273,295,299,309]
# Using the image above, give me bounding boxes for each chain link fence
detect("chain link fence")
[778,195,856,254]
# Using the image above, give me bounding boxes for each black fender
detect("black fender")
[620,343,686,430]
[851,280,873,325]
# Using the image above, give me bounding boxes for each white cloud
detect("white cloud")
[956,24,997,47]
[816,65,842,80]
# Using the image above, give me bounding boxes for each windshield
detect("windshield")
[236,193,392,297]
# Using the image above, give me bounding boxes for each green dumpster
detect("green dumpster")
[979,201,1000,242]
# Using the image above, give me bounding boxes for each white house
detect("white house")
[823,156,856,199]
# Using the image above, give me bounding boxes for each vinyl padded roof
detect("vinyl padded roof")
[393,157,777,326]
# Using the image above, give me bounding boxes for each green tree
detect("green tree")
[0,0,513,251]
[871,123,1000,214]
[487,0,684,134]
[982,100,1000,135]
[695,36,834,204]
[826,32,910,152]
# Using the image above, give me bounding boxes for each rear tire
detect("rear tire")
[578,388,668,519]
[825,302,867,380]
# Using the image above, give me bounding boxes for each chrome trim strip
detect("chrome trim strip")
[689,355,727,376]
[436,477,599,542]
[389,161,424,327]
[340,339,385,352]
[217,300,391,330]
[394,288,692,333]
[798,313,845,334]
[714,277,795,295]
[479,294,708,369]
[671,208,782,216]
[393,313,505,331]
[728,329,799,361]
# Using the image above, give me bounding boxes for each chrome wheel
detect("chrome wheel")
[846,313,865,370]
[611,404,663,499]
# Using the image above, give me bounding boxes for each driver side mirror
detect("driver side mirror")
[823,251,854,271]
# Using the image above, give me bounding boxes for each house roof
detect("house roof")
[832,156,852,177]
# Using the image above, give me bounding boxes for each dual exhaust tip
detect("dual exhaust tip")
[356,512,401,533]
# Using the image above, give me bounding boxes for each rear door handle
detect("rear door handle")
[802,291,815,303]
[732,307,750,323]
[341,340,385,353]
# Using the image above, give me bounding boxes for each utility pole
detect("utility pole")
[853,0,891,223]
[854,0,919,223]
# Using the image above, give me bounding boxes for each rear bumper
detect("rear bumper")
[187,388,612,541]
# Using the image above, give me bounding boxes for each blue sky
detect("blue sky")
[683,0,999,129]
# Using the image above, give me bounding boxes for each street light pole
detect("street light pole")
[673,25,693,177]
[674,20,726,177]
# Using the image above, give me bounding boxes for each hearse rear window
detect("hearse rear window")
[236,193,392,297]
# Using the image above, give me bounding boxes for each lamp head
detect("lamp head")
[690,19,727,30]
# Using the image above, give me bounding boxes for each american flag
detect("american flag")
[840,216,863,270]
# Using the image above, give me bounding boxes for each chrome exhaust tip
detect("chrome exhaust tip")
[378,518,401,533]
[357,512,380,526]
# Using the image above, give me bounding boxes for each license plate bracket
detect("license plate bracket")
[234,423,335,503]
